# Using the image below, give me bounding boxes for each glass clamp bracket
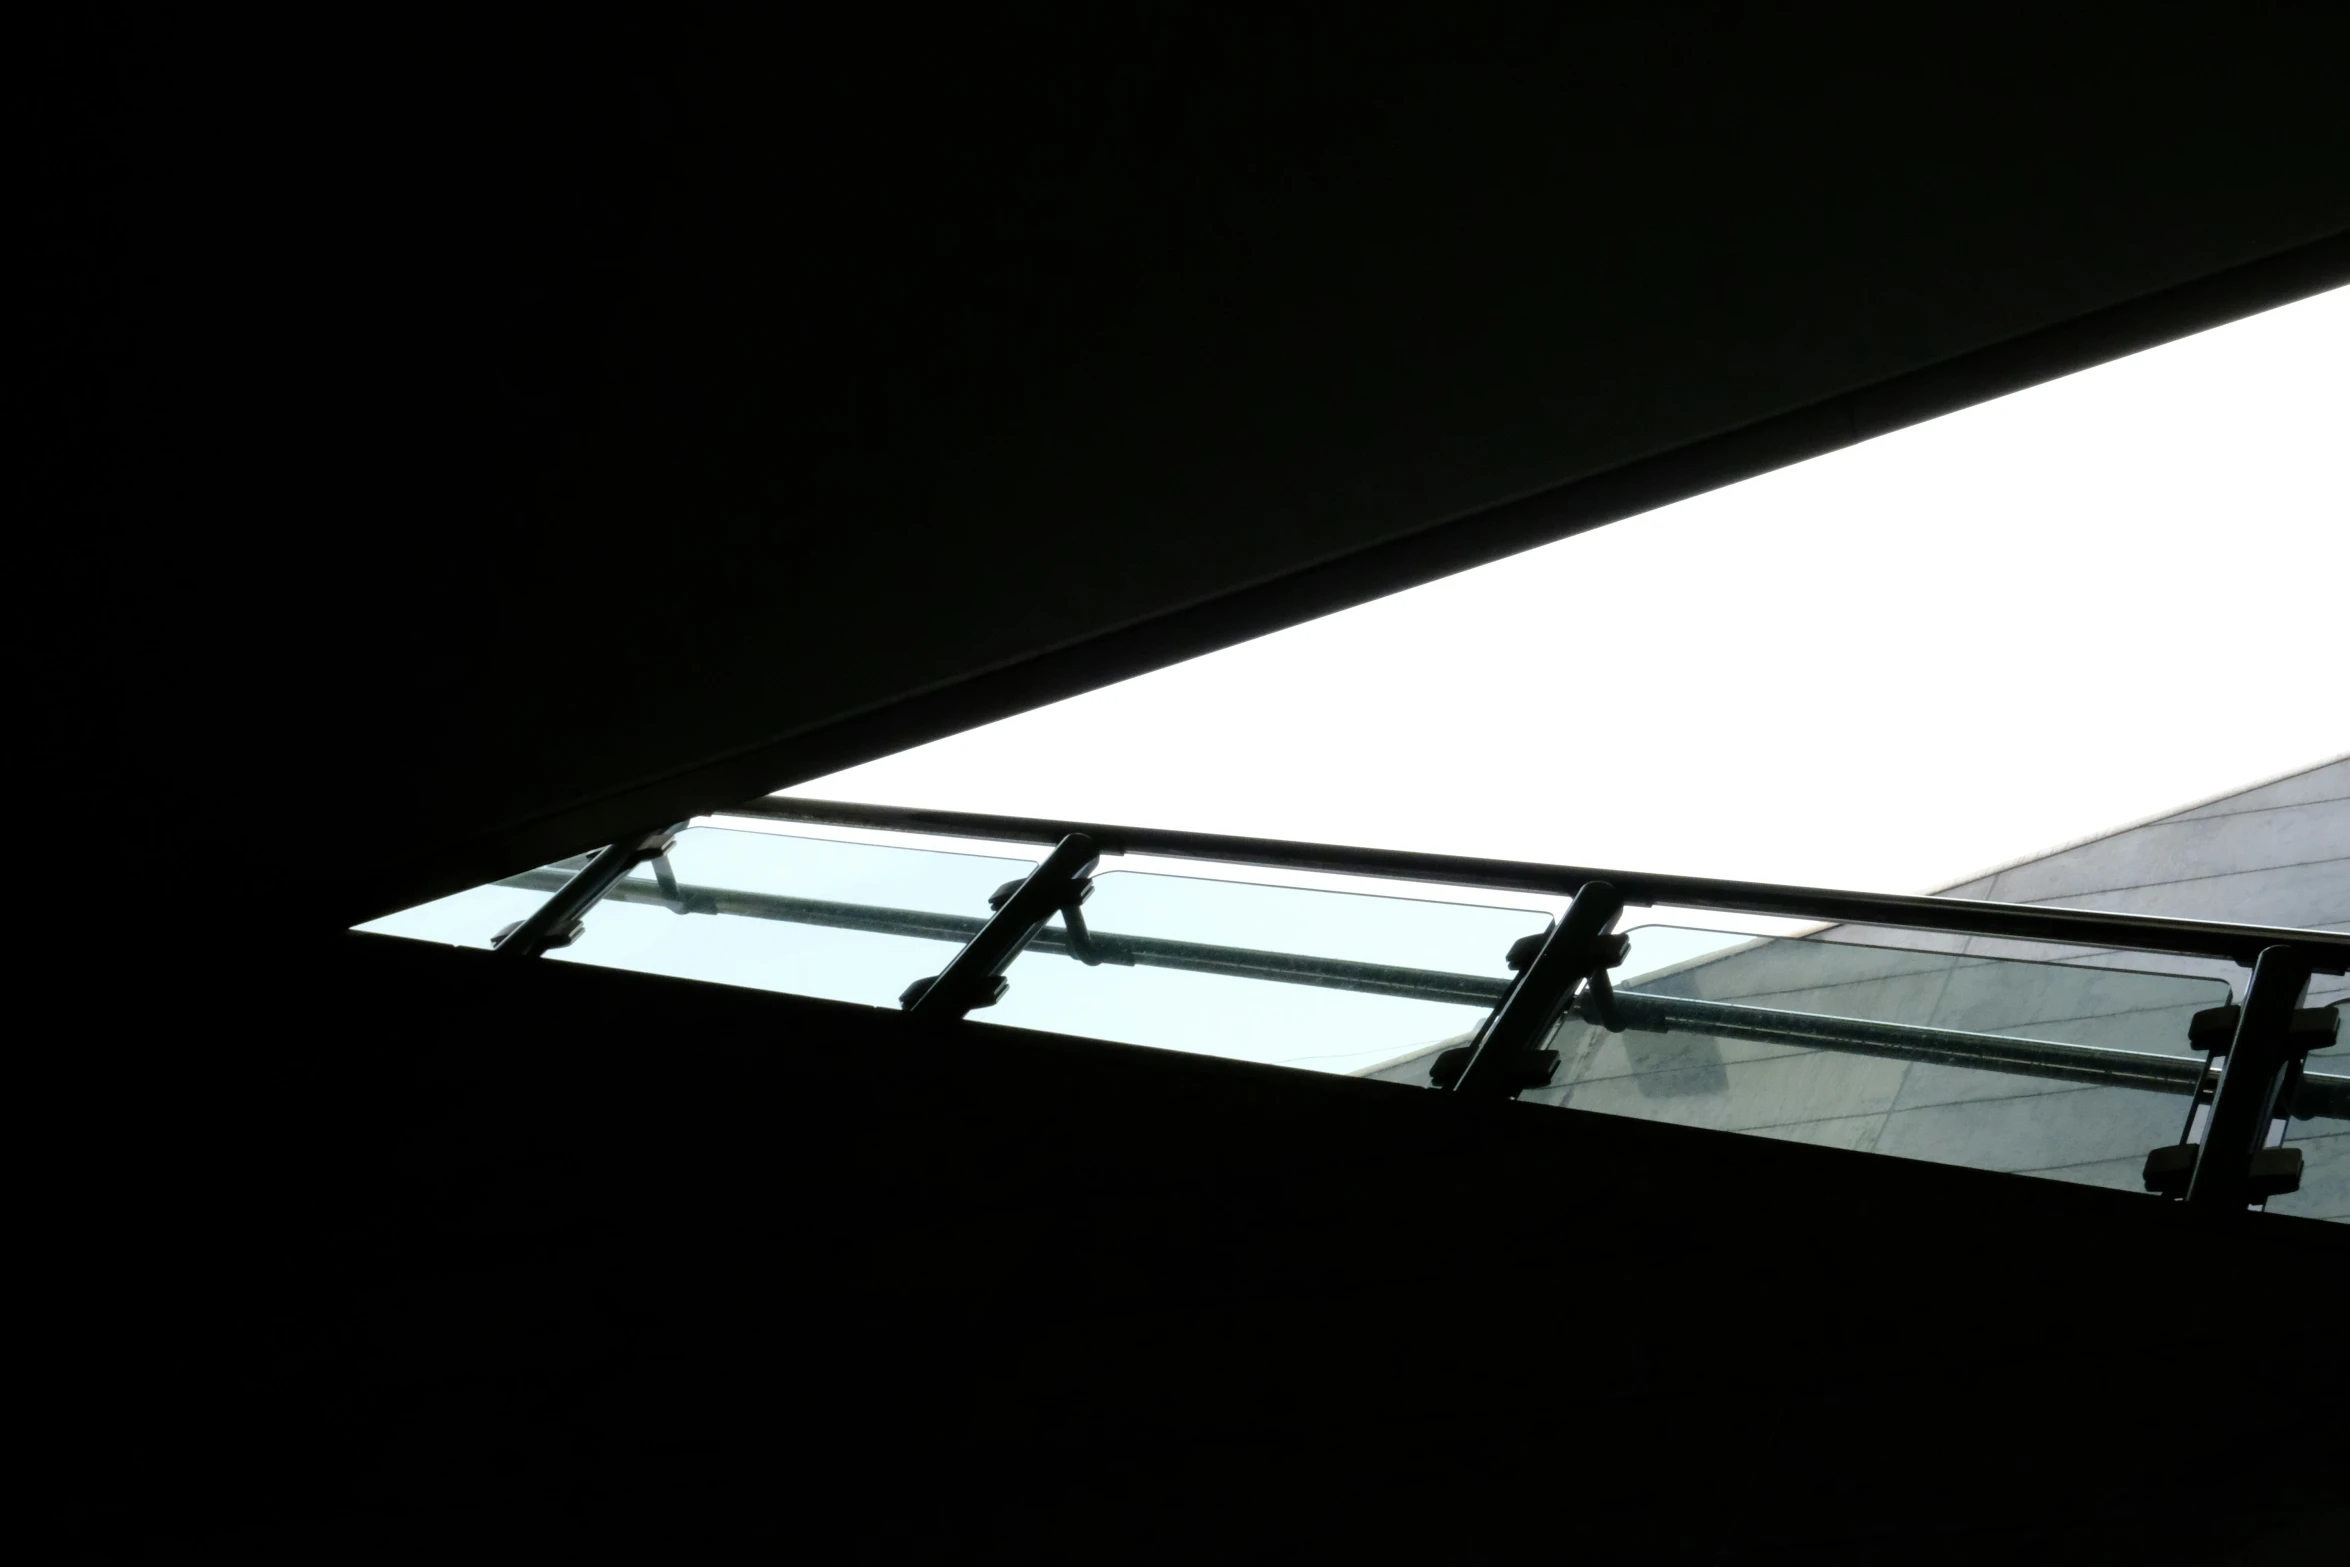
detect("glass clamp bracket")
[2146,990,2339,1201]
[900,834,1102,1018]
[2152,1139,2315,1201]
[1431,899,1630,1095]
[899,876,1101,1008]
[488,827,682,957]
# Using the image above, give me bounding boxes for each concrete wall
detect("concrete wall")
[1372,757,2349,1219]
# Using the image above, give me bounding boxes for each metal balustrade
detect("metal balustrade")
[361,794,2349,1218]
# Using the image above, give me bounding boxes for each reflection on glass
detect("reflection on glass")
[1376,924,2235,1194]
[981,870,1553,1075]
[546,826,1034,1008]
[354,853,596,949]
[2268,1001,2347,1224]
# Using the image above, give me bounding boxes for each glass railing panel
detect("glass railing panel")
[544,825,1037,1008]
[2266,1001,2347,1223]
[1512,925,2233,1193]
[354,852,597,949]
[981,869,1553,1075]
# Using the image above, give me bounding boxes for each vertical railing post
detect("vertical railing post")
[489,824,686,958]
[902,833,1101,1020]
[1447,880,1626,1099]
[2184,946,2313,1208]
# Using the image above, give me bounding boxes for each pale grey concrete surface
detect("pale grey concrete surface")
[1370,757,2348,1220]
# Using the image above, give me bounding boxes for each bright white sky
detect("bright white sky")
[801,285,2349,900]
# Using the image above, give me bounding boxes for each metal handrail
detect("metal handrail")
[723,797,2350,972]
[497,869,1515,1003]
